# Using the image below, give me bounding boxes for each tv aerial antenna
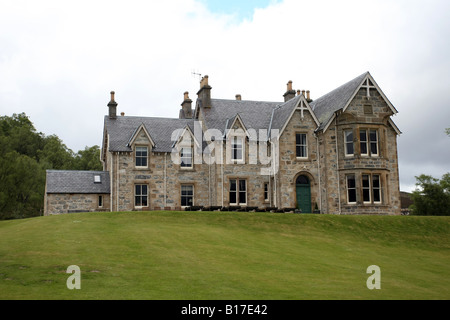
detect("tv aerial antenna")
[191,69,202,81]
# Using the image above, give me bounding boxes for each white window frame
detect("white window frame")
[135,184,148,208]
[296,133,308,159]
[181,184,194,207]
[360,129,379,157]
[360,130,368,156]
[346,175,357,204]
[264,183,269,202]
[180,146,193,169]
[229,179,247,205]
[135,146,148,168]
[231,136,244,162]
[372,174,382,204]
[344,130,354,157]
[369,129,379,157]
[362,174,371,204]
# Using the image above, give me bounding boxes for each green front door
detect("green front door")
[296,175,311,213]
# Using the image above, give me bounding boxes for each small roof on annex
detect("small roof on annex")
[46,170,110,194]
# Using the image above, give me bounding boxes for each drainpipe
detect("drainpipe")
[315,133,321,212]
[116,152,119,211]
[164,153,167,208]
[335,115,341,215]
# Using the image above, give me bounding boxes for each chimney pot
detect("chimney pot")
[121,112,125,116]
[235,94,241,101]
[306,90,310,100]
[287,80,293,91]
[302,90,306,96]
[110,91,115,102]
[297,90,301,96]
[184,91,189,100]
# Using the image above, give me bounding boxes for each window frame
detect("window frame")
[135,146,149,168]
[98,195,103,208]
[231,136,244,162]
[372,174,381,204]
[229,178,247,205]
[362,174,371,204]
[359,128,379,157]
[264,183,269,202]
[346,174,357,204]
[181,184,194,207]
[180,146,193,169]
[295,133,308,159]
[344,129,354,157]
[134,184,148,208]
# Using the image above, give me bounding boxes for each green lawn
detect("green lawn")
[0,211,449,300]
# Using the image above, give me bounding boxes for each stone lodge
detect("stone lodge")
[44,72,402,215]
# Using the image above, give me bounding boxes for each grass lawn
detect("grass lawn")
[0,211,449,300]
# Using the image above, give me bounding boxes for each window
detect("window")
[370,129,378,156]
[230,179,247,205]
[180,147,193,168]
[94,175,101,183]
[346,175,356,204]
[264,183,269,202]
[296,133,307,158]
[360,130,368,156]
[181,185,194,207]
[373,174,381,203]
[135,184,148,207]
[231,136,243,161]
[344,130,354,156]
[360,129,378,157]
[362,174,371,203]
[98,195,103,208]
[136,146,148,167]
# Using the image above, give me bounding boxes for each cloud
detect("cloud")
[0,0,449,191]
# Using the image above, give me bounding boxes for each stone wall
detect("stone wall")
[321,87,401,215]
[45,193,110,215]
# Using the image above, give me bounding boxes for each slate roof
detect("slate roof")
[310,72,368,130]
[46,170,110,194]
[103,72,393,153]
[105,116,198,153]
[202,99,280,135]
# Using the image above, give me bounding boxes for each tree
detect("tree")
[0,113,103,220]
[410,173,450,216]
[446,128,450,136]
[72,145,103,171]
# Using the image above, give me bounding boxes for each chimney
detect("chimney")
[108,91,117,119]
[235,94,242,101]
[180,91,193,119]
[306,90,311,102]
[197,75,212,108]
[283,80,296,102]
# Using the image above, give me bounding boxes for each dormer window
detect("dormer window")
[231,136,243,161]
[180,147,193,168]
[135,146,148,167]
[94,175,101,183]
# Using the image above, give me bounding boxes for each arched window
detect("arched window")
[296,175,309,185]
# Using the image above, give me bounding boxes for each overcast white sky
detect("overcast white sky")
[1,0,449,192]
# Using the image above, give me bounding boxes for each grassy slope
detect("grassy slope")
[0,211,449,300]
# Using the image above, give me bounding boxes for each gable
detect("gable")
[127,123,155,148]
[311,72,398,133]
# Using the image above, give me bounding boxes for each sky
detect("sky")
[0,0,449,193]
